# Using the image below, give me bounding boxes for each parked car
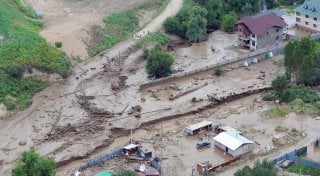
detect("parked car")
[315,117,320,120]
[280,160,294,169]
[196,141,211,149]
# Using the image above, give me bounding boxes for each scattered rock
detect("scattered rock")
[19,141,26,146]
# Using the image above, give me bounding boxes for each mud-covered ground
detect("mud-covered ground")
[25,0,151,59]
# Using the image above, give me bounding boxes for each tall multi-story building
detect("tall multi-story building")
[295,0,320,32]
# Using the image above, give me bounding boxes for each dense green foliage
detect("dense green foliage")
[288,163,320,176]
[265,0,304,9]
[282,85,320,103]
[272,75,288,100]
[88,0,170,56]
[164,3,208,40]
[221,12,237,32]
[146,51,174,78]
[285,37,320,85]
[12,149,56,176]
[164,0,260,40]
[234,160,278,176]
[0,0,69,111]
[135,32,170,49]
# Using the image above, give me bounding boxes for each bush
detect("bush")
[214,66,223,76]
[3,100,16,111]
[235,160,278,176]
[275,125,289,132]
[288,163,320,176]
[54,42,62,48]
[221,12,237,32]
[146,51,174,78]
[282,85,320,103]
[12,149,56,176]
[272,75,288,100]
[135,32,170,49]
[264,106,290,118]
[5,65,24,79]
[263,91,277,101]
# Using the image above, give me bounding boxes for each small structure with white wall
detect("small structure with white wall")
[184,121,213,135]
[213,132,255,157]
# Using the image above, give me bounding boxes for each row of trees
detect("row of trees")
[164,0,258,41]
[285,37,320,85]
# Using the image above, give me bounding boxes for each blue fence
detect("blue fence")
[79,148,124,171]
[274,146,320,169]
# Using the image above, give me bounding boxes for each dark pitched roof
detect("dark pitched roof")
[237,12,288,36]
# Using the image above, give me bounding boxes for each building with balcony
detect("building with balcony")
[295,0,320,33]
[237,12,288,51]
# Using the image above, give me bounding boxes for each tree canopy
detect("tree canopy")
[284,37,320,85]
[146,51,174,78]
[222,12,237,32]
[12,149,56,176]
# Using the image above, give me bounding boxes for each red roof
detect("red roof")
[237,12,287,36]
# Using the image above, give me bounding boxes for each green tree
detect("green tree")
[235,160,278,176]
[241,3,254,16]
[221,12,237,32]
[12,149,56,176]
[146,51,174,78]
[272,75,288,100]
[204,0,225,28]
[265,0,279,9]
[284,37,320,85]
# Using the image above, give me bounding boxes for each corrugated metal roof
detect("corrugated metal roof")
[124,144,138,150]
[296,0,320,18]
[185,121,212,131]
[213,132,253,151]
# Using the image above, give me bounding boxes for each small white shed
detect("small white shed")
[184,121,213,135]
[213,132,255,157]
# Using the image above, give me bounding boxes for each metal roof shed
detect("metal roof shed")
[213,132,255,157]
[184,121,213,135]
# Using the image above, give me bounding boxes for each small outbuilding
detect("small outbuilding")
[124,143,139,155]
[213,132,255,157]
[184,121,213,135]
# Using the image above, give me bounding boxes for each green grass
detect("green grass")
[135,32,170,48]
[88,0,170,56]
[13,0,41,19]
[288,163,320,176]
[264,106,290,118]
[0,0,69,111]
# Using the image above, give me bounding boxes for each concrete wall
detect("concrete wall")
[256,27,285,50]
[214,141,255,157]
[296,11,320,32]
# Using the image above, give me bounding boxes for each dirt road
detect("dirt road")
[134,0,183,38]
[0,0,183,175]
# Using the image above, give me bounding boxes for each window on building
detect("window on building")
[276,36,279,40]
[306,21,309,25]
[314,24,317,28]
[296,17,301,22]
[252,41,255,46]
[252,34,255,38]
[296,12,301,16]
[276,28,280,32]
[306,15,309,18]
[314,17,318,21]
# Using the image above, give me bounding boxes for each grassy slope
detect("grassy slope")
[0,0,69,111]
[88,0,170,56]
